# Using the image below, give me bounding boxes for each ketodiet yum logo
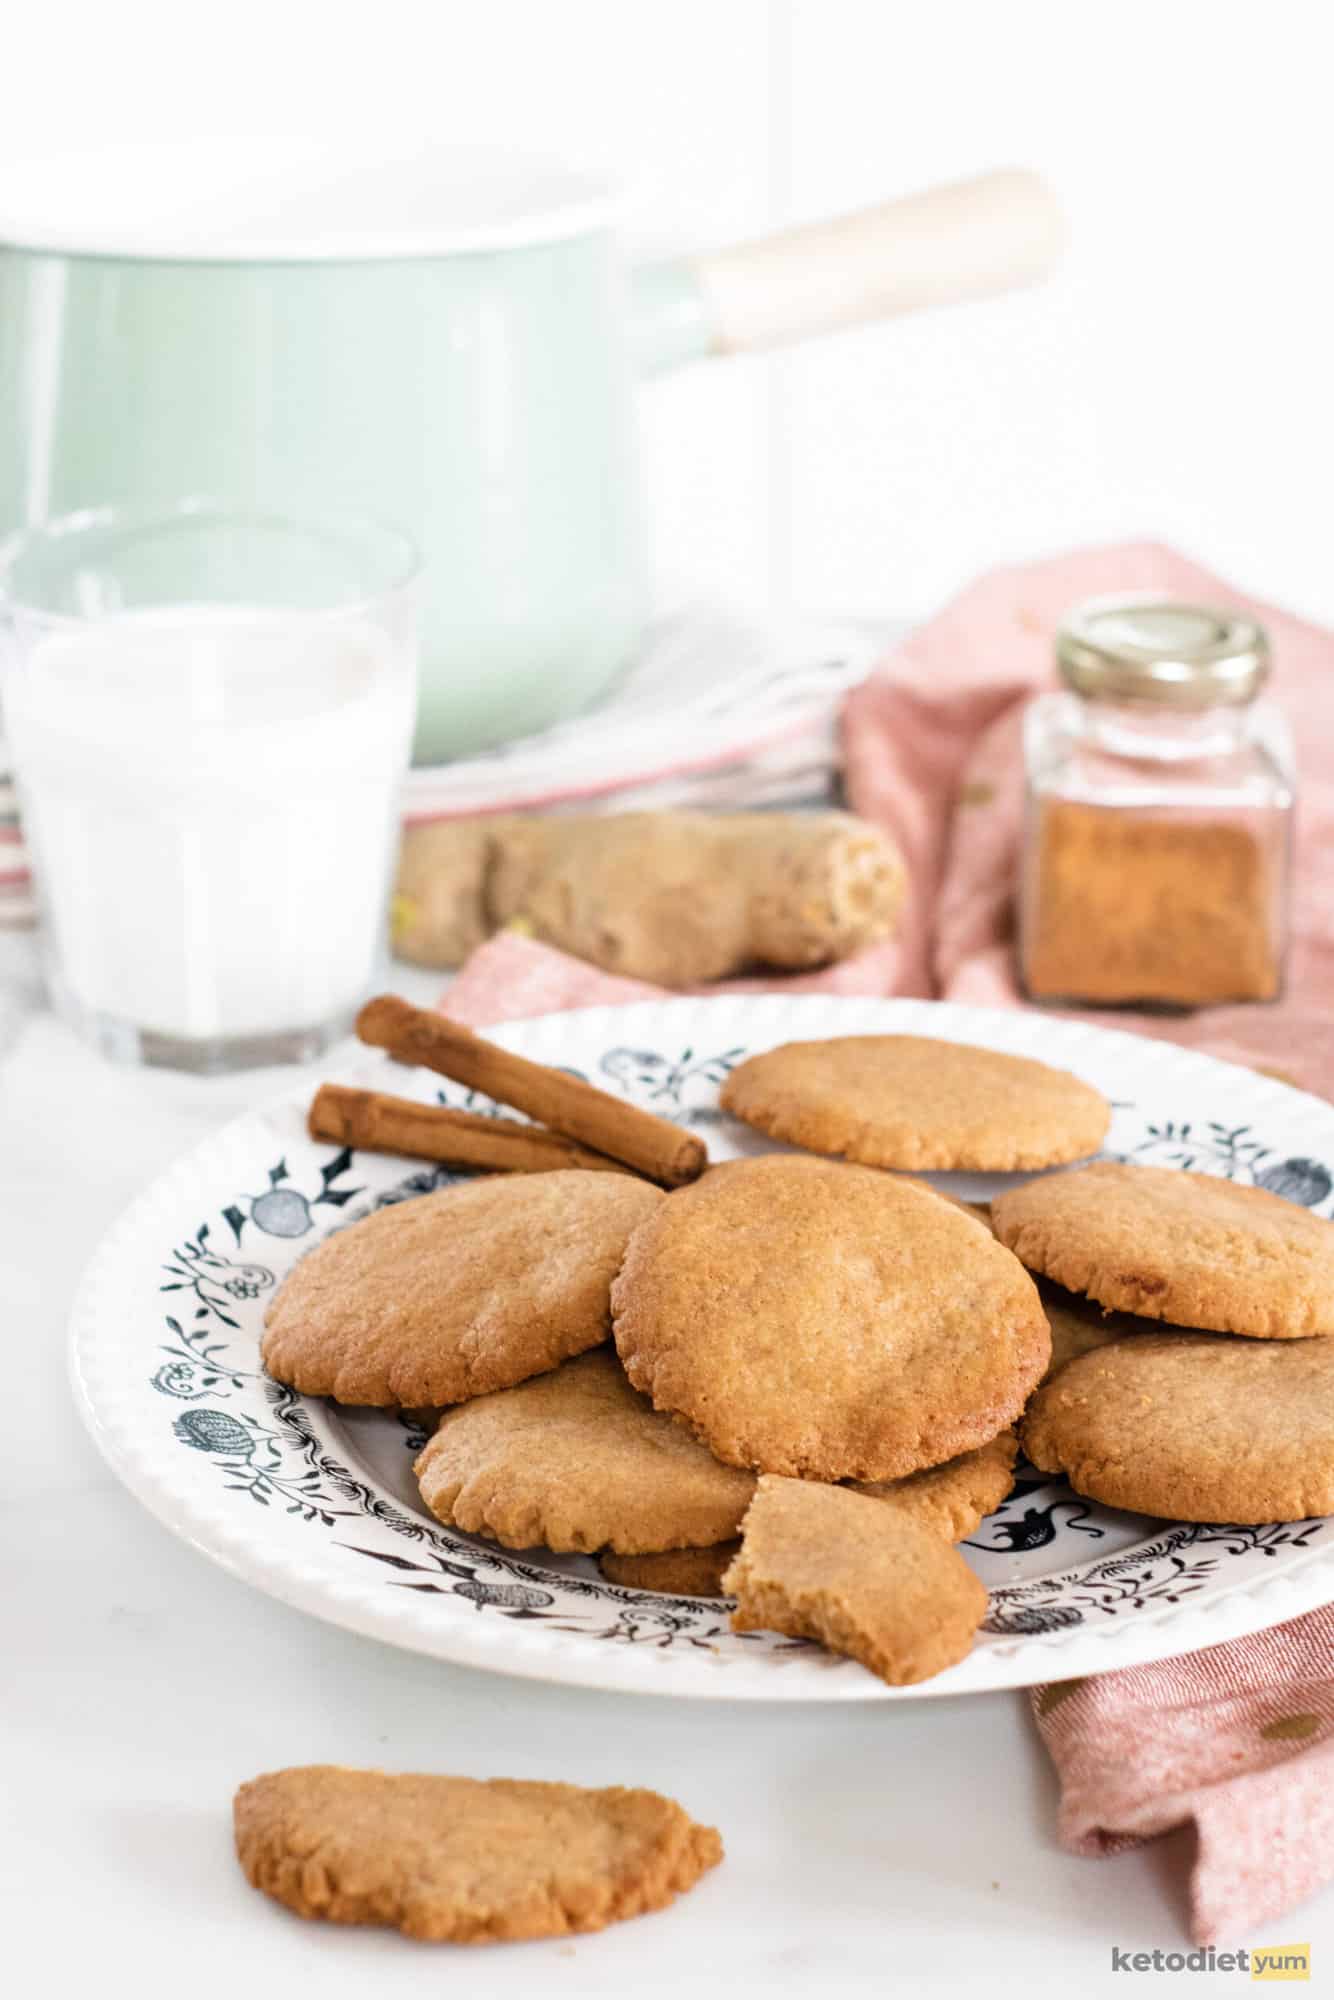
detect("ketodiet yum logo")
[1111,1943,1310,1980]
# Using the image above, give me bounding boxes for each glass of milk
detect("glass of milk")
[0,501,419,1071]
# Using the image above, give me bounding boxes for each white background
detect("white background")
[6,0,1333,628]
[8,14,1334,1992]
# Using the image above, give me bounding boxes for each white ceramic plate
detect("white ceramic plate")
[70,995,1334,1701]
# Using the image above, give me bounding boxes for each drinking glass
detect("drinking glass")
[0,500,419,1071]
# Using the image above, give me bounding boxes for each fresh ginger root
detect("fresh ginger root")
[392,811,905,986]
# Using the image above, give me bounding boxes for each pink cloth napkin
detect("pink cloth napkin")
[1033,1610,1334,1946]
[441,927,900,1026]
[438,540,1334,1944]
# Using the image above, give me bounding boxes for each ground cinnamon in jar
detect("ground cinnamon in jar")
[1024,800,1279,1006]
[1018,596,1293,1012]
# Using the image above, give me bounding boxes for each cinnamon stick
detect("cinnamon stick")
[309,1083,631,1176]
[355,994,707,1188]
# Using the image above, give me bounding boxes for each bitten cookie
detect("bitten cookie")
[414,1348,755,1554]
[993,1161,1334,1337]
[723,1478,988,1686]
[612,1156,1049,1481]
[600,1433,1017,1598]
[719,1034,1109,1171]
[1022,1333,1334,1523]
[262,1171,663,1405]
[234,1766,722,1942]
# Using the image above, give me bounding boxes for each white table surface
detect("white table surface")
[5,928,1332,1998]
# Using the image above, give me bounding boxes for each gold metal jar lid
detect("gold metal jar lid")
[1056,595,1270,708]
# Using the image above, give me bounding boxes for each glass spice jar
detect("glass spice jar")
[1018,595,1294,1010]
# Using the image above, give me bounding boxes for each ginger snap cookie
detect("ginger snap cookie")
[600,1433,1017,1598]
[853,1429,1018,1537]
[719,1034,1109,1172]
[900,1182,994,1230]
[1037,1281,1150,1383]
[993,1161,1334,1337]
[600,1544,740,1598]
[234,1766,722,1943]
[612,1155,1048,1482]
[1022,1333,1334,1522]
[723,1478,988,1686]
[262,1170,662,1406]
[414,1348,755,1554]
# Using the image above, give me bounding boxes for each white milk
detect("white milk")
[6,605,415,1049]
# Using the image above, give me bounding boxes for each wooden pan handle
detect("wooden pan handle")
[692,168,1065,355]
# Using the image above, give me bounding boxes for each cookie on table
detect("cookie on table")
[1022,1333,1334,1523]
[600,1543,740,1598]
[234,1766,722,1943]
[723,1478,988,1686]
[719,1035,1109,1172]
[599,1434,1017,1599]
[262,1170,663,1406]
[612,1155,1049,1482]
[415,1348,755,1554]
[992,1161,1334,1338]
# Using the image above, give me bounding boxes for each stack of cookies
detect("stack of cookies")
[995,1163,1334,1524]
[261,1006,1334,1693]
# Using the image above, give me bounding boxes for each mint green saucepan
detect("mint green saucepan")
[0,143,1062,761]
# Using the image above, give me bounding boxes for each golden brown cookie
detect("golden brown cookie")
[723,1478,988,1685]
[597,1433,1017,1597]
[414,1348,756,1553]
[1037,1281,1150,1383]
[612,1156,1049,1481]
[900,1183,994,1230]
[993,1161,1334,1338]
[1022,1333,1334,1522]
[262,1171,663,1406]
[853,1429,1018,1536]
[234,1766,722,1942]
[719,1035,1109,1171]
[599,1544,740,1598]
